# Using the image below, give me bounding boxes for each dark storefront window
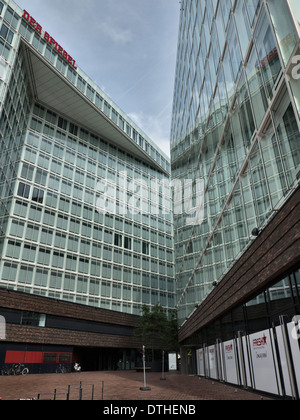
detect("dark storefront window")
[187,265,300,348]
[43,353,57,363]
[245,291,270,333]
[20,311,46,327]
[59,353,72,363]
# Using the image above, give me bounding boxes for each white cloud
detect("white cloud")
[98,18,133,45]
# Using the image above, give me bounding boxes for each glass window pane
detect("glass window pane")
[260,122,288,208]
[254,8,281,99]
[246,46,268,128]
[245,0,261,26]
[267,0,298,66]
[235,70,255,147]
[249,142,271,223]
[276,102,300,187]
[234,0,251,58]
[227,19,242,81]
[289,0,300,26]
[216,3,226,52]
[223,47,235,104]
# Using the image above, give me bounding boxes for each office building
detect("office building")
[0,0,174,371]
[171,0,300,398]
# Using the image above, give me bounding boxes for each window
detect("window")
[77,76,86,93]
[6,240,21,259]
[35,269,48,287]
[114,233,122,247]
[19,265,33,285]
[2,262,18,281]
[37,248,51,265]
[32,187,44,203]
[104,229,113,244]
[246,45,268,128]
[123,286,131,301]
[67,66,76,83]
[10,220,25,238]
[124,252,132,266]
[77,276,88,293]
[112,283,121,299]
[53,251,65,269]
[254,8,281,99]
[86,85,95,101]
[58,116,67,130]
[101,280,111,297]
[69,123,78,136]
[22,244,37,262]
[234,0,251,59]
[43,353,57,363]
[0,35,11,59]
[21,312,46,327]
[17,182,30,199]
[0,23,14,44]
[142,241,149,255]
[102,264,111,279]
[59,353,71,363]
[124,237,132,250]
[267,0,297,66]
[104,101,111,116]
[21,163,34,181]
[50,271,62,289]
[35,168,48,185]
[228,20,242,82]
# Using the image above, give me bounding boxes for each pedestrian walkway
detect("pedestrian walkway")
[0,371,274,400]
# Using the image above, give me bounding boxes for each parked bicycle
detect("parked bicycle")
[0,366,9,376]
[56,364,70,374]
[8,363,29,376]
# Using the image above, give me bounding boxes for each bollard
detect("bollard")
[101,381,104,401]
[79,382,82,401]
[67,385,70,401]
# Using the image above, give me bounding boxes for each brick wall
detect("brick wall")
[0,290,140,348]
[179,186,300,343]
[5,324,138,348]
[0,289,138,326]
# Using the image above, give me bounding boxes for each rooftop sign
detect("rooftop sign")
[22,10,77,70]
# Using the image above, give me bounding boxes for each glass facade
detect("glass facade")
[183,266,300,398]
[0,0,175,316]
[186,266,300,349]
[171,0,300,325]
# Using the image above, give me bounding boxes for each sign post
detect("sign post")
[140,345,151,391]
[160,350,166,380]
[168,352,177,372]
[0,316,5,340]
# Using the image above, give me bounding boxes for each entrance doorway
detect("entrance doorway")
[73,347,136,371]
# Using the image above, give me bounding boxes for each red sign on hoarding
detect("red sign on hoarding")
[252,334,267,349]
[22,10,77,70]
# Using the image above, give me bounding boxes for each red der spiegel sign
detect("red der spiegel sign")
[22,10,77,70]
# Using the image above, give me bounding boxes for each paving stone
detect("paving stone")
[0,371,274,401]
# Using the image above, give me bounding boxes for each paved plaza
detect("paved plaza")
[0,371,274,401]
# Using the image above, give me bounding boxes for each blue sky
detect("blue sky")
[15,0,180,157]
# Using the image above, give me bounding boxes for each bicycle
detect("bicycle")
[56,364,67,374]
[0,366,9,376]
[8,363,29,376]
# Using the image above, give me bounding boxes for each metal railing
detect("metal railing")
[35,381,104,401]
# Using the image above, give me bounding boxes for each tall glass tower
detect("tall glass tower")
[0,0,175,316]
[171,0,300,325]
